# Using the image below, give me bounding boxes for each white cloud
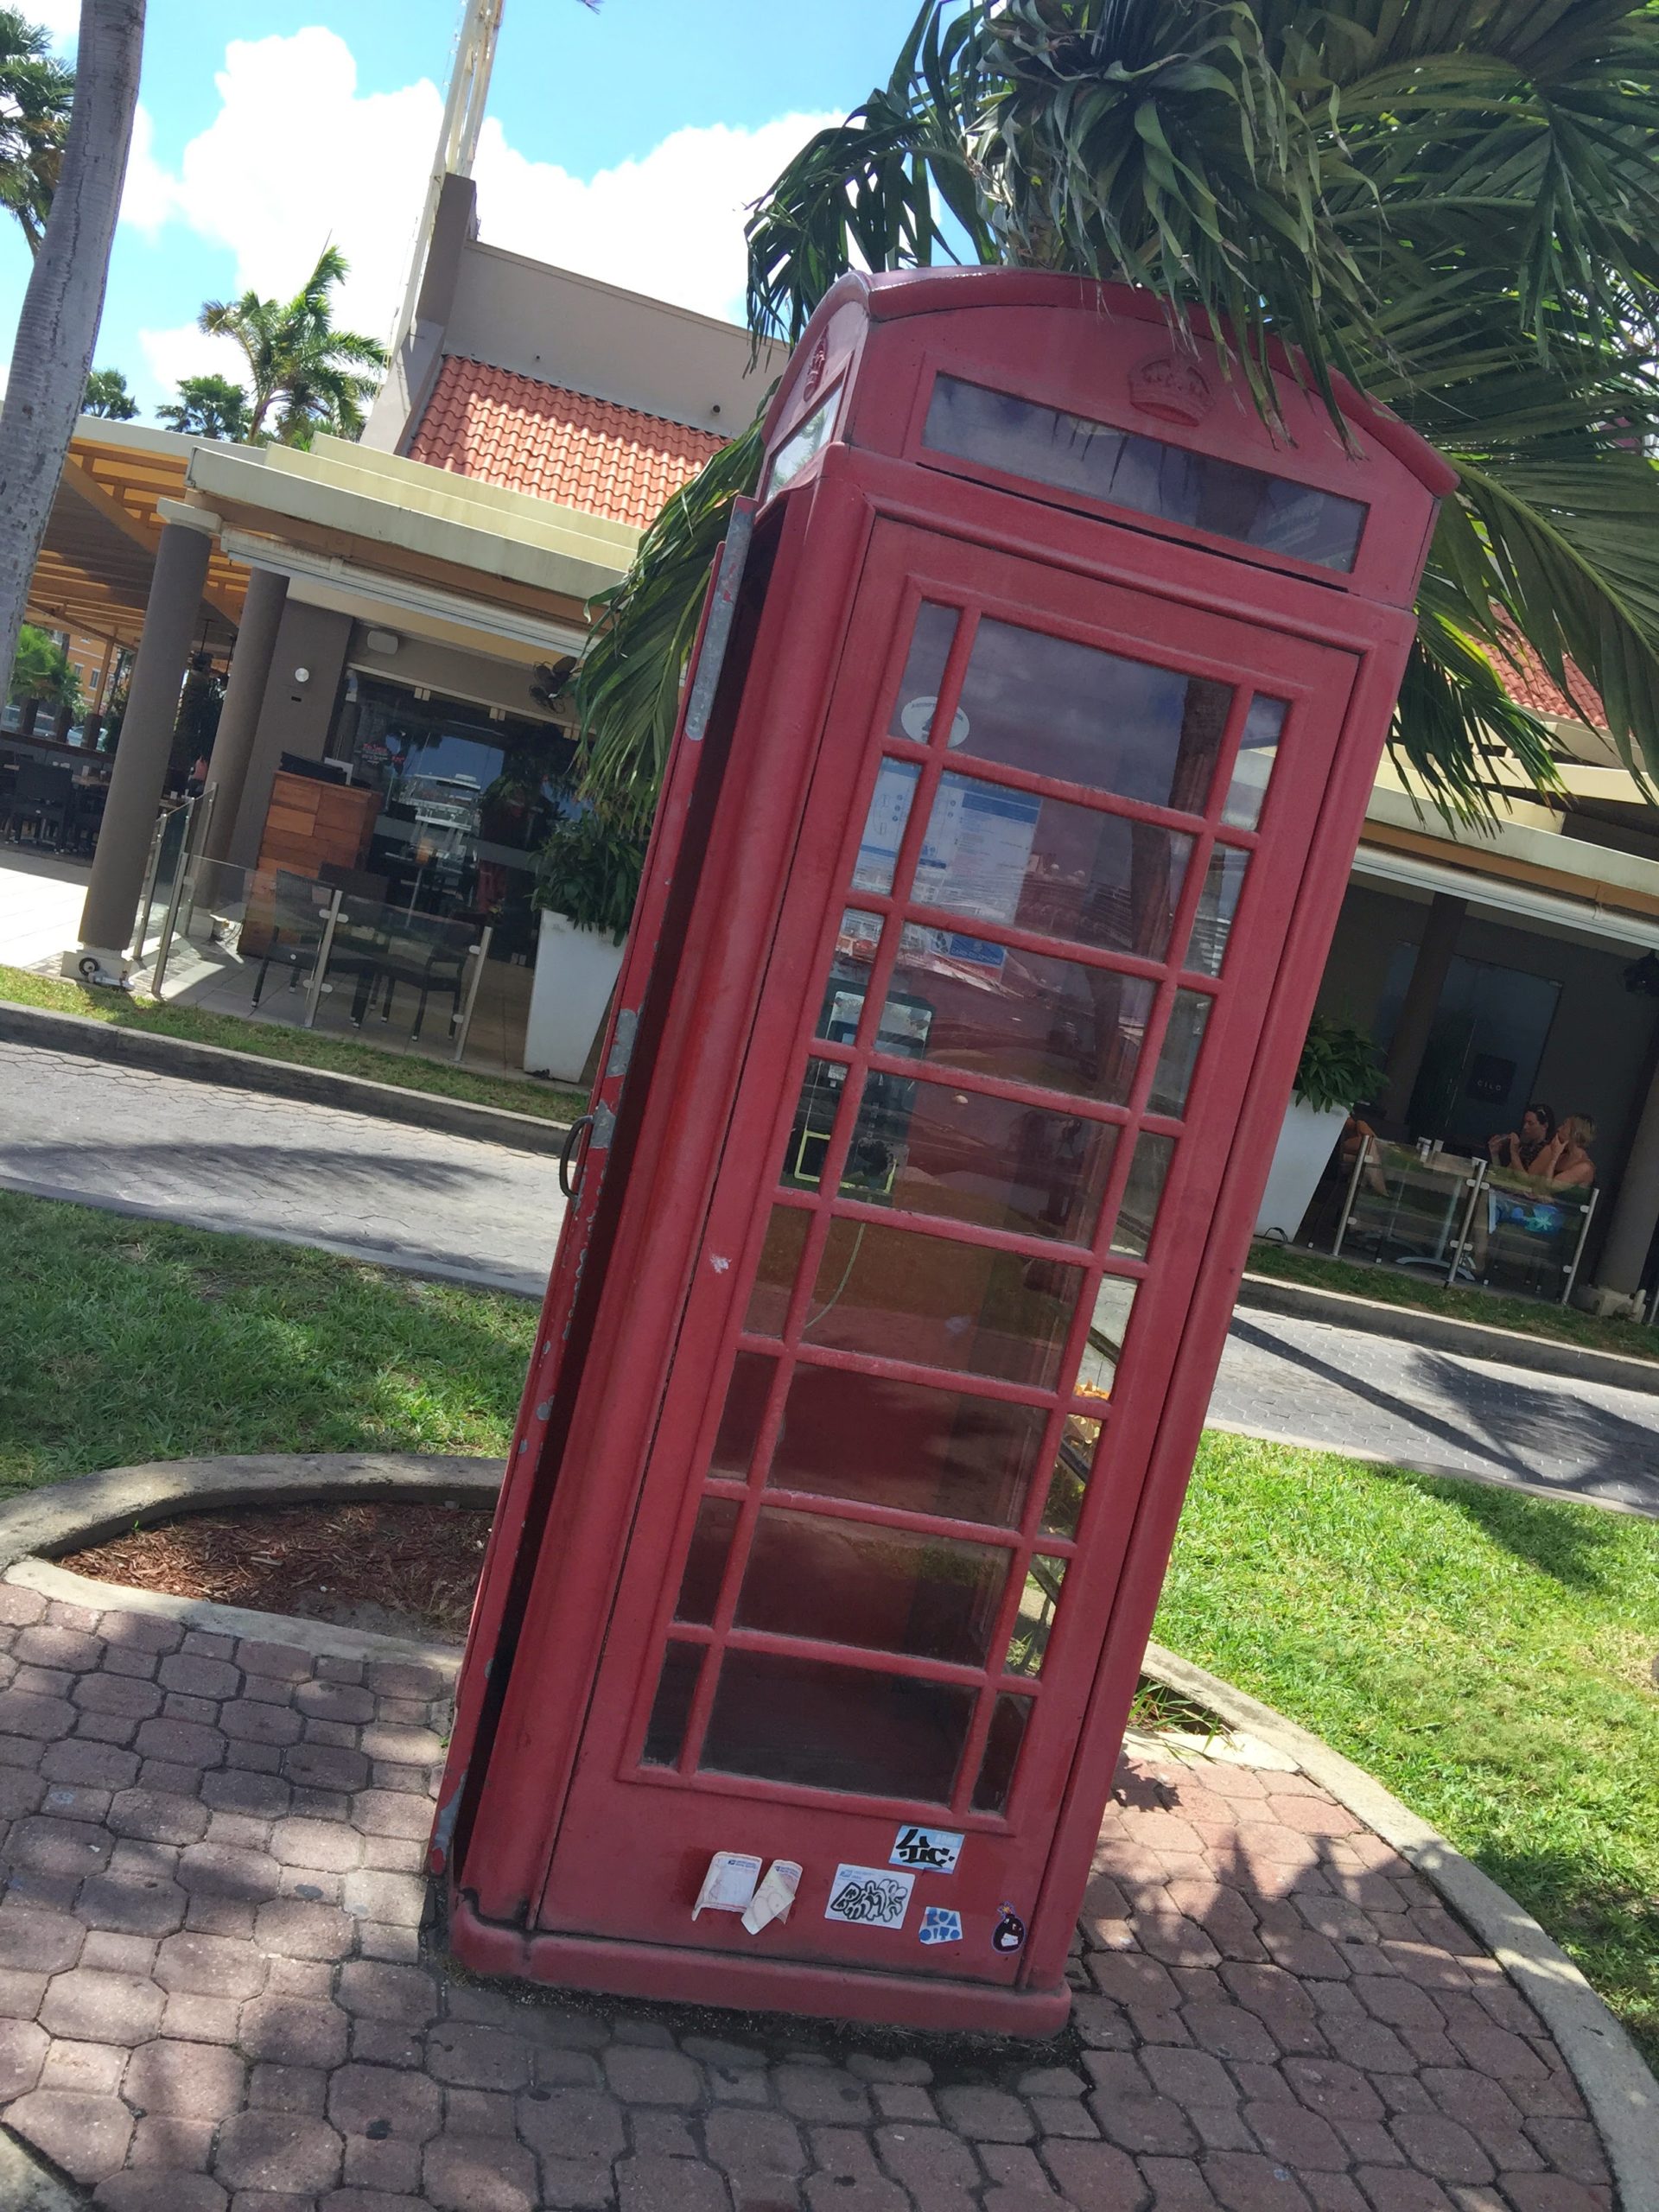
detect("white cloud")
[124,23,836,390]
[26,0,79,53]
[136,321,247,400]
[472,109,839,323]
[133,29,441,352]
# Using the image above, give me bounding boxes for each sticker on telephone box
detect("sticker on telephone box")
[890,1823,963,1873]
[919,1906,963,1944]
[824,1865,914,1928]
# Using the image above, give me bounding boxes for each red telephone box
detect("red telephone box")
[435,270,1452,2034]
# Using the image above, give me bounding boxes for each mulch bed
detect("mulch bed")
[60,1499,493,1643]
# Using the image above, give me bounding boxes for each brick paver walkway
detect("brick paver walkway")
[0,1570,1615,2212]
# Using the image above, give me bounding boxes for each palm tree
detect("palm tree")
[576,0,1659,830]
[83,365,137,419]
[199,245,387,445]
[0,2,144,741]
[156,372,251,442]
[0,9,73,257]
[9,622,81,735]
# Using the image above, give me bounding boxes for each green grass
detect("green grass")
[1249,1236,1658,1364]
[1159,1431,1659,2069]
[0,1192,533,1494]
[0,962,587,1126]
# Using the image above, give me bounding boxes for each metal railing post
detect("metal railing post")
[1444,1158,1487,1286]
[452,925,493,1064]
[1330,1133,1369,1258]
[302,889,343,1029]
[1561,1185,1599,1306]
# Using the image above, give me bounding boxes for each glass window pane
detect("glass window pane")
[641,1643,702,1768]
[887,925,1157,1108]
[916,772,1194,960]
[1042,1413,1101,1541]
[744,1206,810,1338]
[783,1057,852,1191]
[1006,1556,1067,1677]
[709,1351,776,1479]
[853,759,919,893]
[736,1508,1010,1667]
[674,1497,741,1625]
[1183,847,1249,977]
[1078,1275,1137,1398]
[1147,990,1212,1118]
[887,602,961,742]
[947,615,1234,812]
[702,1649,973,1802]
[816,908,883,1044]
[767,1368,1048,1527]
[1223,697,1287,830]
[801,1217,1081,1389]
[925,377,1367,573]
[849,1073,1118,1243]
[1111,1133,1174,1259]
[971,1691,1033,1815]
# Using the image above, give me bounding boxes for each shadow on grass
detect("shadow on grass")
[1403,1466,1628,1592]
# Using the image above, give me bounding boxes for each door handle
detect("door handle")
[558,1113,594,1199]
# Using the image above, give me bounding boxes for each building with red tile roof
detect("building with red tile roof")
[407,356,725,531]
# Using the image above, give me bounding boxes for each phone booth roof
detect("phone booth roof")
[760,269,1454,610]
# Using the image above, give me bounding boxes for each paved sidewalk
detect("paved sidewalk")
[0,1569,1618,2212]
[8,1040,1657,1510]
[0,1042,554,1297]
[1209,1313,1659,1516]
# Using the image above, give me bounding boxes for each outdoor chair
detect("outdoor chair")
[250,869,333,1007]
[354,912,473,1042]
[4,762,73,848]
[65,782,105,856]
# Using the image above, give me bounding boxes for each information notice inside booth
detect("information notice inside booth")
[438,270,1451,2032]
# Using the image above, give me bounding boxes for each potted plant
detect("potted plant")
[1255,1014,1382,1241]
[524,807,645,1082]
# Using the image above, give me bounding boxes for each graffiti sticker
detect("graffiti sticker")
[918,1905,963,1945]
[824,1865,914,1929]
[889,1824,963,1874]
[991,1902,1027,1953]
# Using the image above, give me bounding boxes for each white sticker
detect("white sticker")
[824,1864,913,1928]
[693,1852,760,1918]
[741,1859,801,1934]
[890,1823,963,1874]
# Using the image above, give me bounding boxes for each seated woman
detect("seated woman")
[1535,1113,1596,1190]
[1489,1102,1555,1174]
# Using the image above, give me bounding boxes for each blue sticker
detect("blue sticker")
[918,1906,963,1945]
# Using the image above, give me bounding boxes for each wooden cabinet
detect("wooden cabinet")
[243,770,378,956]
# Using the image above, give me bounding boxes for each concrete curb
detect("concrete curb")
[0,994,572,1156]
[1238,1265,1659,1399]
[1141,1639,1659,2212]
[7,1556,462,1673]
[0,1449,505,1574]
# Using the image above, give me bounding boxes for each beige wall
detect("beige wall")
[227,602,353,868]
[346,626,566,726]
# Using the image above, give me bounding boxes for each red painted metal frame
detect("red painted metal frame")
[444,273,1446,2033]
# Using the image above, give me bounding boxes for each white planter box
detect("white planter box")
[1255,1099,1347,1242]
[524,908,625,1084]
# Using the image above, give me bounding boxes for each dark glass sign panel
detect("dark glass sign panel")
[925,375,1366,572]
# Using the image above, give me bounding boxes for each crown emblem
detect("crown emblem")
[801,338,830,403]
[1128,353,1212,426]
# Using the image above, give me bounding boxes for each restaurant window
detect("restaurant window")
[332,675,575,960]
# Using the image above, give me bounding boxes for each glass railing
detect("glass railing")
[147,856,497,1067]
[1332,1136,1598,1304]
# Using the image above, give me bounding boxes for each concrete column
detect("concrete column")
[200,565,287,866]
[1594,1039,1659,1295]
[74,515,213,970]
[1381,892,1466,1128]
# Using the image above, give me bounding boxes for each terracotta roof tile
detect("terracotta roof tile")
[406,355,725,531]
[1492,615,1606,729]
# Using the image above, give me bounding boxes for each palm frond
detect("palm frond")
[571,420,766,829]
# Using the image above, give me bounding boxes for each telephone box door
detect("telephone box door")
[532,508,1358,1980]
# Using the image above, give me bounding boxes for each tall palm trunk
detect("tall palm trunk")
[0,1,144,707]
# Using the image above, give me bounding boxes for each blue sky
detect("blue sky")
[1,0,917,416]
